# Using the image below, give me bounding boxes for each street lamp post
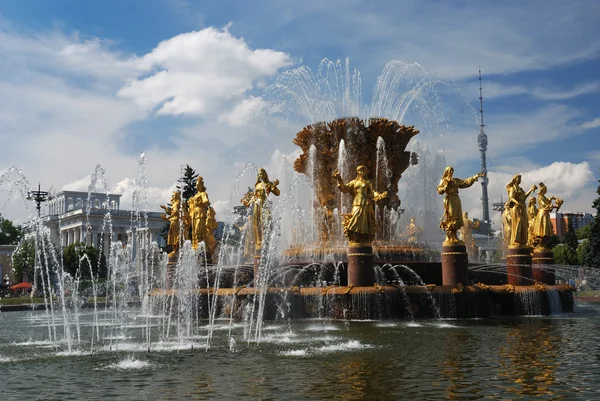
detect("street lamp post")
[27,183,53,217]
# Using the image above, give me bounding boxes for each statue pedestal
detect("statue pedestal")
[441,243,469,286]
[253,247,261,287]
[166,253,178,289]
[347,243,374,286]
[532,248,555,285]
[507,246,533,285]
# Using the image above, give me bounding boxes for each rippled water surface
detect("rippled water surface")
[2,304,600,400]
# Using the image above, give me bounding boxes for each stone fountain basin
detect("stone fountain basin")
[148,284,574,320]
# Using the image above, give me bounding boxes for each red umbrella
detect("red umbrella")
[10,282,32,290]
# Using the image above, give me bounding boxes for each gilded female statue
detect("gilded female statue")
[333,165,387,244]
[532,182,563,248]
[460,212,480,255]
[505,174,537,247]
[160,191,182,256]
[502,200,512,248]
[243,168,280,249]
[437,167,483,244]
[527,197,538,247]
[205,206,218,260]
[188,176,210,250]
[406,217,418,243]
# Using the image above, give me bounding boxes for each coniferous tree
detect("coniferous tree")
[160,165,198,250]
[586,176,600,267]
[177,165,199,203]
[564,216,579,252]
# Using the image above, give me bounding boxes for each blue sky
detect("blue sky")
[0,0,599,225]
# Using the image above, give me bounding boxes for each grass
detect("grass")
[0,297,47,305]
[575,291,600,297]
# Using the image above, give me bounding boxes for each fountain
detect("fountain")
[0,59,580,358]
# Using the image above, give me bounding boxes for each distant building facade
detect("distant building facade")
[42,191,165,257]
[550,212,594,240]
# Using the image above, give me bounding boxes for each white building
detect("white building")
[43,191,165,257]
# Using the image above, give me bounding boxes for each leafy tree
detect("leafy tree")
[586,176,600,267]
[577,239,590,266]
[12,237,35,282]
[63,242,107,279]
[576,224,591,240]
[553,244,578,265]
[0,215,22,245]
[12,234,61,284]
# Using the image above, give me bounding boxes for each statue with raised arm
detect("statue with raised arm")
[505,174,537,247]
[333,165,387,244]
[188,176,210,251]
[532,182,563,249]
[437,167,483,244]
[243,168,280,249]
[160,190,182,257]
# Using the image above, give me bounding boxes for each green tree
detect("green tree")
[177,164,198,203]
[12,237,35,281]
[586,176,600,267]
[547,234,561,249]
[564,216,579,251]
[0,215,22,245]
[553,243,578,265]
[63,242,107,279]
[577,239,590,266]
[576,224,591,240]
[12,233,61,283]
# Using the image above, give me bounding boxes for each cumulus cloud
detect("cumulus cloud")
[218,96,267,126]
[118,27,293,116]
[460,161,595,229]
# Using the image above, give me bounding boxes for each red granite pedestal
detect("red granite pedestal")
[441,243,469,286]
[507,246,533,286]
[532,248,555,285]
[347,243,375,286]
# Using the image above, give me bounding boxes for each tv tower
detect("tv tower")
[478,70,490,233]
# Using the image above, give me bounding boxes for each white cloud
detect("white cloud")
[581,117,600,130]
[461,161,595,229]
[218,96,266,126]
[118,27,293,116]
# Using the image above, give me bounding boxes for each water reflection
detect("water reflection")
[498,320,559,398]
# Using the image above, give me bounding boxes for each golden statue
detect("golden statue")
[527,197,538,248]
[437,167,483,244]
[333,165,387,244]
[505,174,537,247]
[406,217,418,243]
[160,191,183,257]
[243,168,280,249]
[532,182,563,249]
[460,212,480,255]
[502,200,512,249]
[205,206,218,260]
[188,176,210,250]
